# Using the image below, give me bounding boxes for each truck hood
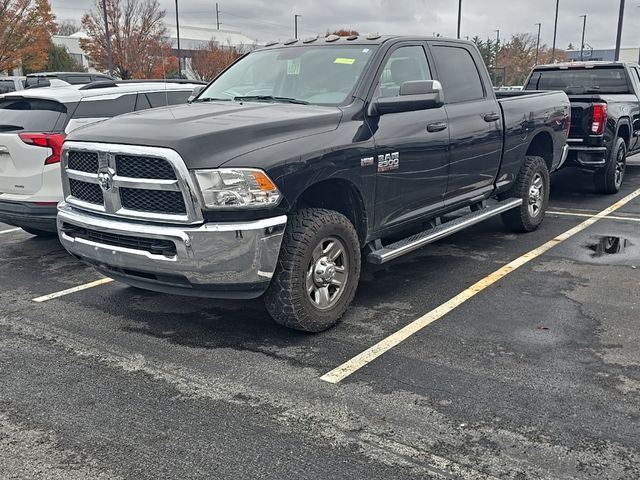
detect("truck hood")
[66,101,343,169]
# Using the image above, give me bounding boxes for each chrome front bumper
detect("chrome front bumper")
[57,202,287,299]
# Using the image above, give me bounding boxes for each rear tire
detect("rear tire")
[594,137,626,194]
[264,208,361,333]
[500,155,550,233]
[22,227,57,238]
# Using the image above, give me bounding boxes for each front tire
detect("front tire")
[264,208,361,332]
[500,155,550,233]
[594,137,626,194]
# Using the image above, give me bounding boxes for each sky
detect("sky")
[50,0,639,50]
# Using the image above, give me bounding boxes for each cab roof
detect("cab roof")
[534,61,640,70]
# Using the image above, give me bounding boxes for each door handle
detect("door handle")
[483,112,501,122]
[427,122,447,132]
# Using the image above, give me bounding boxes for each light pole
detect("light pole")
[294,14,301,38]
[495,29,500,65]
[551,0,559,62]
[457,0,462,39]
[535,23,542,65]
[579,15,587,61]
[614,0,625,61]
[102,0,113,76]
[175,0,181,78]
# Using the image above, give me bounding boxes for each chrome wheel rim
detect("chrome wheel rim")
[306,236,348,310]
[615,146,626,188]
[528,173,544,218]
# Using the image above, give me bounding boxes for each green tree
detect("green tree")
[44,43,85,72]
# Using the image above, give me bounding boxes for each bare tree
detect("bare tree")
[80,0,169,79]
[57,19,81,36]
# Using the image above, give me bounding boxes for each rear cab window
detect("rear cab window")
[0,80,16,94]
[525,66,632,95]
[0,98,68,132]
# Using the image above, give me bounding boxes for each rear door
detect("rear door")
[371,43,450,230]
[66,93,137,132]
[0,98,68,195]
[429,42,504,204]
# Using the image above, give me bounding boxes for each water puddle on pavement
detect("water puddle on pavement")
[588,236,632,258]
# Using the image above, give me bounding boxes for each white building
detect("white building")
[52,32,97,72]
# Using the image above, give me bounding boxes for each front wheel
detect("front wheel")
[500,155,550,233]
[264,208,361,332]
[594,137,626,194]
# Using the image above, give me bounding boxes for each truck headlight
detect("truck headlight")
[194,168,281,209]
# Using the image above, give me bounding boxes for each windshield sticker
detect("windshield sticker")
[334,58,356,65]
[287,59,301,75]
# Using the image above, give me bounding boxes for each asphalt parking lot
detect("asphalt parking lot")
[1,162,639,480]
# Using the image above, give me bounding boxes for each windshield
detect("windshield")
[0,98,67,132]
[197,45,377,106]
[525,67,631,94]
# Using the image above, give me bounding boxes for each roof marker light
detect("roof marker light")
[325,35,340,42]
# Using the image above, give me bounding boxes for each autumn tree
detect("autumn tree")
[189,39,243,82]
[80,0,169,79]
[327,29,359,36]
[0,0,57,73]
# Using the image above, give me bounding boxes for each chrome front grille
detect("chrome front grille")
[61,142,203,224]
[69,178,104,205]
[115,155,177,180]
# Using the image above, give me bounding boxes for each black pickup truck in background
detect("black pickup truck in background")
[57,35,570,332]
[525,61,640,193]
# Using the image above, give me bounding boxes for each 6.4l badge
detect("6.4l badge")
[378,152,399,172]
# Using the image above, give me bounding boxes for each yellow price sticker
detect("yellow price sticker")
[334,58,356,65]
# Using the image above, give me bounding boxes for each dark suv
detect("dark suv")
[25,72,114,89]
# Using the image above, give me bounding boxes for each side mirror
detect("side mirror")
[370,80,444,116]
[188,85,205,103]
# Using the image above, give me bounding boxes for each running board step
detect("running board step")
[367,198,523,264]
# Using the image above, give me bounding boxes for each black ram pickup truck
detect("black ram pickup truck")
[525,61,640,193]
[57,35,570,332]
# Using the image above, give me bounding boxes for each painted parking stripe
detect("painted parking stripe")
[548,210,640,223]
[321,187,640,384]
[32,278,114,303]
[0,228,23,235]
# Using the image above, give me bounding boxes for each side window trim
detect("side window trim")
[365,41,431,102]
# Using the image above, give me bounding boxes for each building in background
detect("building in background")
[566,47,640,63]
[52,32,96,72]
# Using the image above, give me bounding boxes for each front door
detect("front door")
[429,42,504,204]
[370,43,450,231]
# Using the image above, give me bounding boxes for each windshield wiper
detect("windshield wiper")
[0,124,24,131]
[192,97,232,102]
[233,95,309,105]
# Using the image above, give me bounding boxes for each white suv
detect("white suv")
[0,80,203,236]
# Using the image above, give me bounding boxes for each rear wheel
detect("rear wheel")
[594,137,626,194]
[500,155,550,233]
[264,208,361,332]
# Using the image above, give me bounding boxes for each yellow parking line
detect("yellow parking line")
[0,228,23,235]
[548,210,640,223]
[32,278,114,303]
[321,187,640,384]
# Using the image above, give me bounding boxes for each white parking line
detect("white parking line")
[548,210,640,223]
[32,278,114,303]
[0,228,23,235]
[321,187,640,384]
